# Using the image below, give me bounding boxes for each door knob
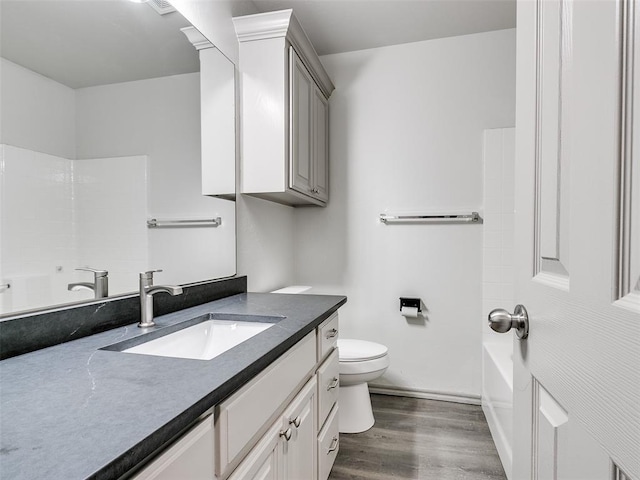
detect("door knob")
[488,305,529,339]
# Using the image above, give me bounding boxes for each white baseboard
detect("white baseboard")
[368,385,481,406]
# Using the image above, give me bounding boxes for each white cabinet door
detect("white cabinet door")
[132,416,214,480]
[290,48,314,198]
[230,377,318,480]
[282,377,317,480]
[313,87,329,203]
[512,0,640,478]
[228,422,282,480]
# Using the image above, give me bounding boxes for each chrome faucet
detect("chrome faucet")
[68,267,109,299]
[139,269,183,328]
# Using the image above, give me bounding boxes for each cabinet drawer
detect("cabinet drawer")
[316,348,339,429]
[132,415,214,480]
[216,332,316,477]
[317,405,339,480]
[316,313,338,362]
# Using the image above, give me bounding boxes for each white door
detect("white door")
[506,0,640,479]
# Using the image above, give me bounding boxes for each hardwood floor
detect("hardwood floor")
[329,394,507,480]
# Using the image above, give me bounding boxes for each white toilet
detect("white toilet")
[338,339,390,433]
[270,286,390,434]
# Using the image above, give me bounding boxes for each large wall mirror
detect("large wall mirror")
[0,0,236,316]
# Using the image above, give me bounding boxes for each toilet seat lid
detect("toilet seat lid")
[338,339,388,362]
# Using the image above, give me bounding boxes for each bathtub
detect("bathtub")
[482,342,513,479]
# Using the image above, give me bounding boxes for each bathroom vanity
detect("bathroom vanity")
[0,280,345,480]
[134,312,340,480]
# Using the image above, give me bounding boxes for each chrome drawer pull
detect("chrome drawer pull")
[327,377,339,391]
[280,428,292,441]
[290,416,301,428]
[325,328,338,339]
[327,437,339,454]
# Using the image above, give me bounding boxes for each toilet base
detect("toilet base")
[338,382,375,433]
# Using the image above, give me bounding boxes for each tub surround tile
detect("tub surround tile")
[0,276,247,360]
[0,291,347,479]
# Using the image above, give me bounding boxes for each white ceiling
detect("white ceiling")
[0,0,516,89]
[0,0,199,89]
[248,0,516,56]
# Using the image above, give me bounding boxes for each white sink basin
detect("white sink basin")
[123,319,275,361]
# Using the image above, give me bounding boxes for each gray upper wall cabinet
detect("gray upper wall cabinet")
[234,9,335,207]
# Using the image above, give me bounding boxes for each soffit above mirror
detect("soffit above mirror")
[0,0,198,89]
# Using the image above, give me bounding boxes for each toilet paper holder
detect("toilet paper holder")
[399,297,422,313]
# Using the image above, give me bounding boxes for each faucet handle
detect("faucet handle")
[76,267,108,277]
[140,269,163,277]
[140,269,163,286]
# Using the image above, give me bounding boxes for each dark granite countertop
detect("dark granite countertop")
[0,292,346,479]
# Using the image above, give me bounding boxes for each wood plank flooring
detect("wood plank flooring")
[329,394,507,480]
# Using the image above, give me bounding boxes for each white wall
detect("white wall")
[0,58,76,159]
[237,195,296,292]
[294,29,516,399]
[75,73,236,286]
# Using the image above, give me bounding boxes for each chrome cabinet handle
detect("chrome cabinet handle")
[488,305,529,339]
[325,328,338,339]
[327,437,339,454]
[327,377,339,391]
[290,416,301,428]
[280,428,292,441]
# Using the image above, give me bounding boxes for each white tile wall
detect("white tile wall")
[482,128,516,347]
[0,146,149,313]
[0,145,75,312]
[73,156,149,297]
